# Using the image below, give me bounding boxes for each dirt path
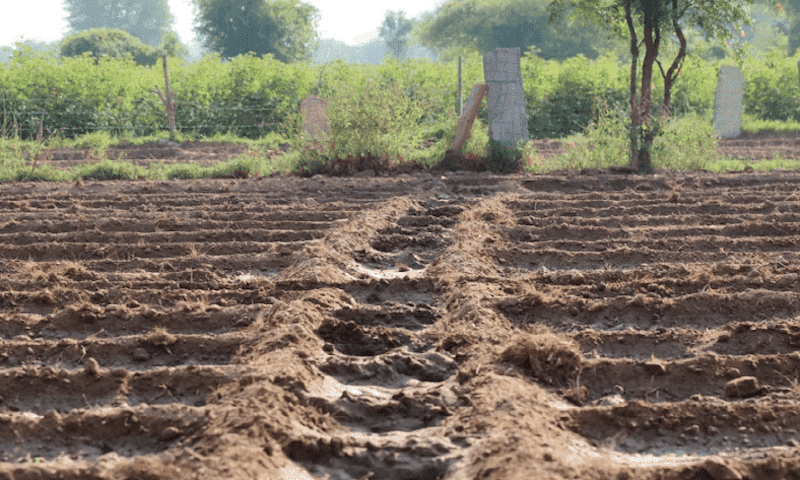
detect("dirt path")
[1,169,800,479]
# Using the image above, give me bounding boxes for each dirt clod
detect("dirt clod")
[132,348,151,362]
[701,459,743,480]
[83,357,101,376]
[724,376,761,398]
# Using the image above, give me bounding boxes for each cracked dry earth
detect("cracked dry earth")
[1,169,800,480]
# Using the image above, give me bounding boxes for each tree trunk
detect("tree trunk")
[662,0,687,115]
[638,14,660,174]
[625,2,640,171]
[155,55,177,141]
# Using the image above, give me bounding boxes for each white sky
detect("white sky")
[0,0,445,47]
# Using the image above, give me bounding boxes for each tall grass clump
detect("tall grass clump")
[544,101,630,171]
[528,102,719,173]
[652,112,718,170]
[297,65,424,174]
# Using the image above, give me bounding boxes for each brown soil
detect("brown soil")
[38,141,290,170]
[2,165,800,480]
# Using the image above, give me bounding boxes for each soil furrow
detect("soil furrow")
[2,170,800,480]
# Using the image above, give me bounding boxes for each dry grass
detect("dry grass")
[143,326,177,347]
[500,330,584,387]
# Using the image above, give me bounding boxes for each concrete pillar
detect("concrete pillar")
[483,48,529,149]
[713,65,744,138]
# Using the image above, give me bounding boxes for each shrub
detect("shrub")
[652,112,718,171]
[298,70,424,174]
[743,48,800,122]
[60,28,159,66]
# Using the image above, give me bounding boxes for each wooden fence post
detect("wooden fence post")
[155,55,177,140]
[451,83,488,152]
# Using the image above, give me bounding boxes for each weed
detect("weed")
[143,326,177,347]
[75,158,145,180]
[487,139,525,173]
[652,112,718,171]
[75,131,114,160]
[298,73,424,173]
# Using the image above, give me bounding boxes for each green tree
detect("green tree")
[60,28,157,65]
[64,0,173,47]
[379,10,414,59]
[157,31,189,59]
[414,0,605,61]
[60,28,186,65]
[549,0,764,173]
[193,0,319,62]
[768,0,800,54]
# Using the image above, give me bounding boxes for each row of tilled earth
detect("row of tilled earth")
[0,169,799,480]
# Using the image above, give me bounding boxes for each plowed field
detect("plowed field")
[1,169,800,480]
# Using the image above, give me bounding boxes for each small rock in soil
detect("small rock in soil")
[724,376,761,398]
[83,357,101,376]
[701,459,742,480]
[159,426,182,441]
[132,348,151,362]
[643,360,667,376]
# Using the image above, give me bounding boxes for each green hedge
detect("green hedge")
[2,47,799,142]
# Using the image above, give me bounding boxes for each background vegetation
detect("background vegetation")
[2,0,800,179]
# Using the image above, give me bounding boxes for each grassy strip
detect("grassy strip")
[742,114,800,134]
[0,137,300,182]
[2,112,800,182]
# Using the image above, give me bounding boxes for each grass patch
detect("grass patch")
[524,110,727,173]
[74,158,147,180]
[742,114,800,134]
[706,155,800,173]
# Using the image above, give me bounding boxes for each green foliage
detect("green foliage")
[652,112,718,170]
[487,140,525,173]
[60,28,161,66]
[380,11,414,59]
[157,31,190,60]
[527,108,719,173]
[297,65,424,173]
[415,0,604,61]
[74,131,115,160]
[5,35,800,168]
[523,52,628,138]
[171,53,317,138]
[0,53,317,140]
[742,113,800,133]
[75,158,146,180]
[743,47,800,121]
[545,101,630,171]
[193,0,319,62]
[64,0,173,47]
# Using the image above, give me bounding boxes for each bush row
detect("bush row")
[1,47,799,142]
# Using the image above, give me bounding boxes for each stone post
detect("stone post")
[299,94,331,140]
[483,48,529,150]
[712,65,744,139]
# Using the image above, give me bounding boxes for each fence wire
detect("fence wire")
[1,94,295,140]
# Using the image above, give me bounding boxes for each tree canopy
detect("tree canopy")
[770,0,800,54]
[379,10,414,59]
[193,0,319,62]
[60,28,187,65]
[413,0,606,61]
[549,0,767,172]
[64,0,173,48]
